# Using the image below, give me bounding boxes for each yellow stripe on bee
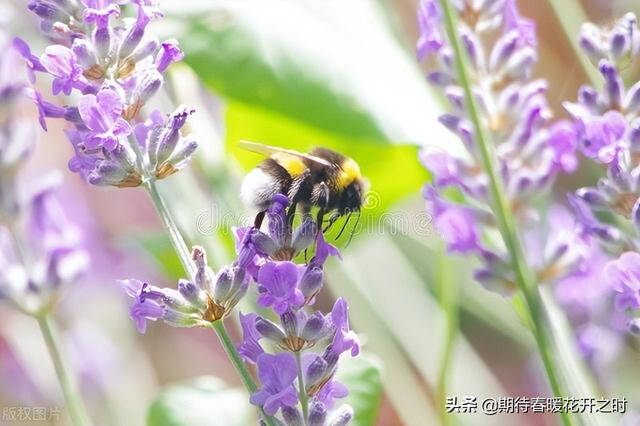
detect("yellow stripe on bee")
[337,158,361,189]
[272,153,307,176]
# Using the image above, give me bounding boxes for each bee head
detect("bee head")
[340,178,366,215]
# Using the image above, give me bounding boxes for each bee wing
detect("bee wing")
[239,140,333,167]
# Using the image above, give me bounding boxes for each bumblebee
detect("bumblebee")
[239,141,366,232]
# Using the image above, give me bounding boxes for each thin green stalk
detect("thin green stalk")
[144,179,196,278]
[37,315,91,426]
[143,178,277,426]
[295,351,309,424]
[437,1,571,425]
[436,245,457,426]
[211,322,278,426]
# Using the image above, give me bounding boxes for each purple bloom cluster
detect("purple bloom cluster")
[120,195,357,424]
[17,0,196,187]
[0,33,88,313]
[120,245,249,333]
[237,195,356,425]
[416,0,580,294]
[564,13,640,334]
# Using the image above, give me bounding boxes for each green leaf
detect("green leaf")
[334,354,384,426]
[147,377,252,426]
[165,0,460,149]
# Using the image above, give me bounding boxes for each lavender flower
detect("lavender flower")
[0,34,88,314]
[250,353,299,416]
[19,0,197,188]
[416,0,580,295]
[564,12,640,333]
[230,196,356,425]
[120,245,250,333]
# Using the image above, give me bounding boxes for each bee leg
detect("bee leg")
[254,211,266,229]
[315,182,330,234]
[287,170,311,226]
[322,211,341,233]
[287,201,297,227]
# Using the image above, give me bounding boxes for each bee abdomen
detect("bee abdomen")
[241,159,292,211]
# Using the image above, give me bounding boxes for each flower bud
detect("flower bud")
[300,312,326,341]
[93,27,112,59]
[305,356,328,386]
[155,106,194,165]
[120,14,150,59]
[328,405,354,426]
[426,71,453,86]
[290,219,315,253]
[72,39,96,69]
[576,187,608,209]
[162,309,200,328]
[135,70,163,105]
[130,37,160,63]
[578,23,606,61]
[28,1,68,22]
[280,311,298,337]
[609,30,629,60]
[308,401,327,426]
[178,279,205,309]
[490,31,518,71]
[299,266,323,301]
[255,317,286,342]
[505,47,536,80]
[599,60,623,107]
[281,406,304,426]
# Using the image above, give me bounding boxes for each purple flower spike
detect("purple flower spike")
[40,45,85,96]
[419,146,465,188]
[547,120,578,173]
[250,353,299,416]
[120,279,165,334]
[82,0,120,28]
[416,0,444,61]
[79,89,131,150]
[155,39,184,73]
[13,37,46,83]
[605,252,640,311]
[237,312,264,364]
[256,261,304,315]
[503,0,536,48]
[425,186,481,254]
[330,298,360,357]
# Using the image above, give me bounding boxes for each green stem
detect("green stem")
[144,179,197,278]
[436,245,457,426]
[143,176,277,424]
[295,351,309,425]
[211,322,278,426]
[37,315,91,426]
[437,2,571,425]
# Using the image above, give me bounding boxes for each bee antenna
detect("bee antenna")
[345,210,360,248]
[335,211,352,240]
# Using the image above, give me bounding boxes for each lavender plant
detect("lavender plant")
[0,31,91,426]
[20,1,359,424]
[564,14,640,335]
[416,0,582,420]
[121,195,358,425]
